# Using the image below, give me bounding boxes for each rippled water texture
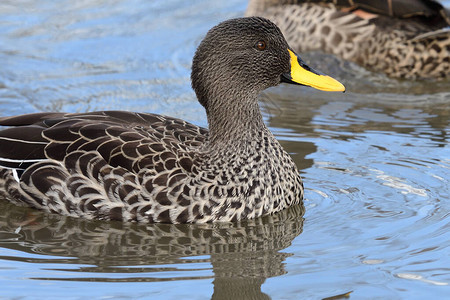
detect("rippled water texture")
[0,1,449,299]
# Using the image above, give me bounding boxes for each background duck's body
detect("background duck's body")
[247,0,450,79]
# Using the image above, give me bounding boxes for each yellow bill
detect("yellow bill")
[282,49,345,92]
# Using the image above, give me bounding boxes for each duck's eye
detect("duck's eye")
[256,40,266,51]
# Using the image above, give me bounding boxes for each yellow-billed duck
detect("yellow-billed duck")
[0,17,344,223]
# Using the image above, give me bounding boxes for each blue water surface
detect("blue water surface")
[0,1,449,299]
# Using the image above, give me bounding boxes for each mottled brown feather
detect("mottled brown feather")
[247,0,450,79]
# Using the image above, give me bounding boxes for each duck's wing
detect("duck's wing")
[0,111,208,222]
[0,112,65,172]
[302,0,449,24]
[411,27,450,41]
[0,111,208,175]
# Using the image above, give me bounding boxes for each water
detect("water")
[0,0,449,299]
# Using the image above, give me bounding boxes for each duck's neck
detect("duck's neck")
[205,94,267,147]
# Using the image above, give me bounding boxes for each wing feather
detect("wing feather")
[0,111,207,174]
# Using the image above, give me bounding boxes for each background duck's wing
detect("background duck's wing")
[302,0,449,24]
[0,111,208,174]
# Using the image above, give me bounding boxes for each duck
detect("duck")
[246,0,450,79]
[0,17,344,224]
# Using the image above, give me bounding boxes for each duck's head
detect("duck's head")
[191,17,345,110]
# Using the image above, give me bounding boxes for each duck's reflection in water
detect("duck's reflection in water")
[0,201,304,299]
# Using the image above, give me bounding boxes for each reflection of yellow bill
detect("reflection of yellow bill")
[285,49,345,92]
